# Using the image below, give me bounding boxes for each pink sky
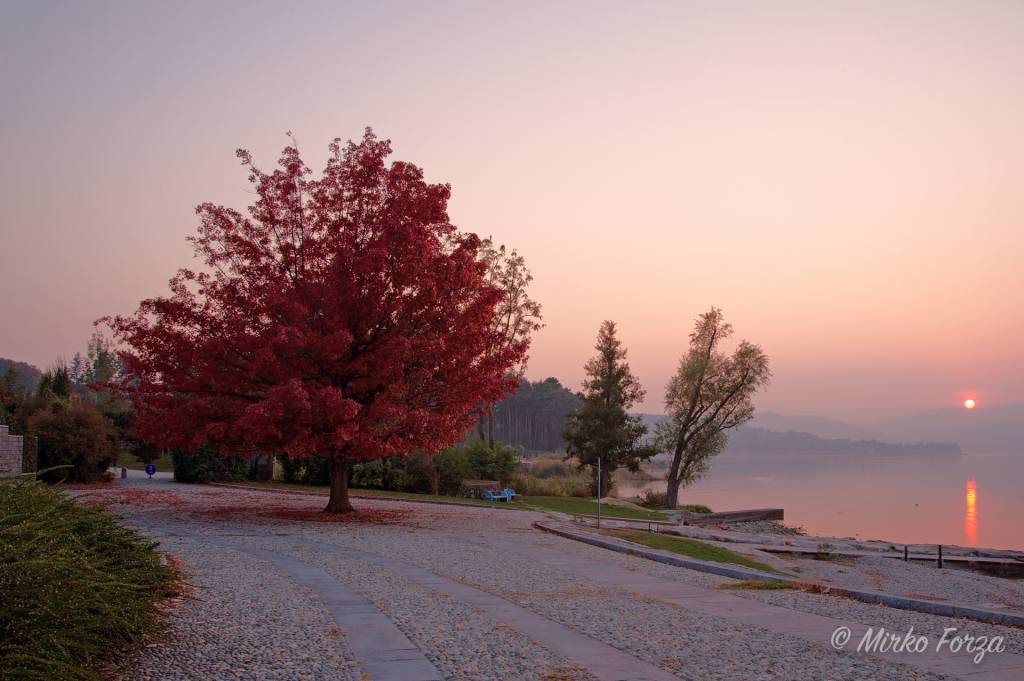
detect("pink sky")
[1,1,1022,421]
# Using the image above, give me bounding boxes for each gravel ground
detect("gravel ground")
[723,520,808,536]
[735,585,1024,657]
[80,477,1023,681]
[251,524,955,681]
[513,592,950,681]
[235,532,594,681]
[777,554,1024,609]
[118,530,363,681]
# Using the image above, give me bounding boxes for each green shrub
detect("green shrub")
[636,490,665,508]
[172,447,248,483]
[277,454,331,485]
[28,402,118,483]
[0,480,176,679]
[462,440,517,482]
[509,473,589,497]
[527,458,577,479]
[634,490,712,513]
[348,456,409,490]
[347,441,519,496]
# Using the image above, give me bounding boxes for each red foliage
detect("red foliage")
[106,129,525,470]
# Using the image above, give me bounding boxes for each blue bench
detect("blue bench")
[482,488,517,502]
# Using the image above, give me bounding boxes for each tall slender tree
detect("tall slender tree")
[656,308,771,508]
[107,130,526,512]
[477,238,543,445]
[562,321,655,496]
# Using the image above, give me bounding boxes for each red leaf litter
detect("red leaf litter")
[63,481,117,490]
[197,504,412,524]
[71,485,414,525]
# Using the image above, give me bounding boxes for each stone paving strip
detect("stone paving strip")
[203,535,445,681]
[140,523,443,681]
[498,526,1024,681]
[291,526,956,680]
[119,529,364,681]
[293,536,683,681]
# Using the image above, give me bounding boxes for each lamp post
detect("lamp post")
[596,456,602,529]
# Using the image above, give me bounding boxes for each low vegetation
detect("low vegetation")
[172,447,250,483]
[0,481,177,680]
[233,480,669,520]
[634,490,711,513]
[607,530,784,574]
[511,457,589,497]
[344,440,520,496]
[518,495,668,520]
[719,579,795,590]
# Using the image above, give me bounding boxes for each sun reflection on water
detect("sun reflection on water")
[965,479,978,545]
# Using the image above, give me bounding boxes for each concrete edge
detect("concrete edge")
[536,521,1024,628]
[537,521,793,583]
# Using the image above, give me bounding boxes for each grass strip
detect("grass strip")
[719,579,796,590]
[607,530,786,574]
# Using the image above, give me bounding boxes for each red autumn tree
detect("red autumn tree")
[106,129,526,512]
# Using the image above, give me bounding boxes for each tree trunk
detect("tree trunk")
[665,436,689,509]
[324,457,355,513]
[665,475,681,510]
[487,412,495,448]
[477,410,486,441]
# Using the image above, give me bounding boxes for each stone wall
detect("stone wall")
[0,424,24,477]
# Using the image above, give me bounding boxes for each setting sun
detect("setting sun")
[963,399,976,409]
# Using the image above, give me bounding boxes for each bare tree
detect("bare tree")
[477,238,544,445]
[656,308,770,508]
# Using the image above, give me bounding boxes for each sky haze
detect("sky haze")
[1,1,1022,421]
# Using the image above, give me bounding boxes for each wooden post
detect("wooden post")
[904,545,908,562]
[938,545,943,569]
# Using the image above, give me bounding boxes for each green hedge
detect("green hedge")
[354,440,518,495]
[0,481,176,679]
[282,440,520,496]
[171,447,250,483]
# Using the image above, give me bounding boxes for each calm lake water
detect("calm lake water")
[615,452,1024,551]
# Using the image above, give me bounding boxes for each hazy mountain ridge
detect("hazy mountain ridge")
[726,425,960,458]
[750,411,872,440]
[637,414,962,458]
[747,405,1024,455]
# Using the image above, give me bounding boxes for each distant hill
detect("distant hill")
[726,426,960,458]
[869,403,1024,455]
[749,411,872,440]
[0,358,42,393]
[495,382,1019,456]
[731,405,1023,455]
[637,414,960,458]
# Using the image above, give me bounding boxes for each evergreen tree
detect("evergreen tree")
[562,321,655,496]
